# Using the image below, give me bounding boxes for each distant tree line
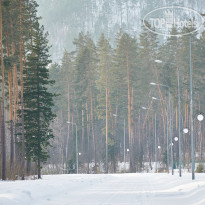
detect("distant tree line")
[48,23,205,174]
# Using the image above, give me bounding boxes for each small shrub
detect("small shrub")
[196,163,204,173]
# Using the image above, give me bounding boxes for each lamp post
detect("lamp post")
[150,82,174,175]
[67,121,78,174]
[124,119,126,172]
[178,32,194,179]
[189,35,195,180]
[197,114,204,161]
[142,107,157,173]
[197,114,204,122]
[154,59,182,177]
[126,148,130,165]
[183,113,204,178]
[157,145,161,172]
[177,65,182,177]
[152,96,169,174]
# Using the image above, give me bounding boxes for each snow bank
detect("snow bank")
[0,173,205,205]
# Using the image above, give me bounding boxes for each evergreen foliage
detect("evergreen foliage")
[23,23,55,178]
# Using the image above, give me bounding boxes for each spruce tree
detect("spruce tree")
[22,23,55,179]
[115,31,138,172]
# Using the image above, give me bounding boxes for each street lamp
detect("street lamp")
[142,106,157,173]
[151,96,169,174]
[197,114,204,162]
[178,32,195,180]
[183,113,204,178]
[126,148,130,168]
[189,114,204,124]
[67,121,78,174]
[150,82,174,175]
[174,137,179,142]
[157,145,161,172]
[152,97,158,100]
[183,128,189,134]
[155,59,182,177]
[155,60,163,64]
[197,114,204,122]
[189,35,195,180]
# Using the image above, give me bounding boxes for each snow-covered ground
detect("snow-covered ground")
[0,173,205,205]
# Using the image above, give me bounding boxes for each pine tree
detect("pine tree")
[85,36,98,172]
[73,35,90,161]
[96,33,114,173]
[22,23,55,179]
[115,31,138,172]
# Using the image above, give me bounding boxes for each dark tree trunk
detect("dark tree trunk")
[0,0,6,180]
[8,72,14,170]
[38,158,41,179]
[26,160,31,175]
[20,0,25,180]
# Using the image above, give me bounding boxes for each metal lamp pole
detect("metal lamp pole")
[142,107,157,173]
[183,114,204,178]
[75,124,78,174]
[183,29,194,180]
[154,59,182,177]
[67,121,78,174]
[152,97,169,174]
[155,112,157,173]
[124,119,126,173]
[168,91,174,175]
[177,66,182,177]
[150,82,173,175]
[166,102,169,174]
[189,35,195,180]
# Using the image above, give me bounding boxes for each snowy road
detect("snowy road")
[0,173,205,205]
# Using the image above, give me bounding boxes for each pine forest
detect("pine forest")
[0,0,205,180]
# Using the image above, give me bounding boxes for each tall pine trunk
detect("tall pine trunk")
[6,23,14,174]
[0,0,6,180]
[86,103,90,174]
[13,64,19,162]
[37,72,41,179]
[66,81,70,173]
[126,51,132,171]
[8,72,14,170]
[90,87,96,172]
[20,0,25,180]
[153,64,166,143]
[106,87,108,173]
[82,108,84,154]
[0,99,2,176]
